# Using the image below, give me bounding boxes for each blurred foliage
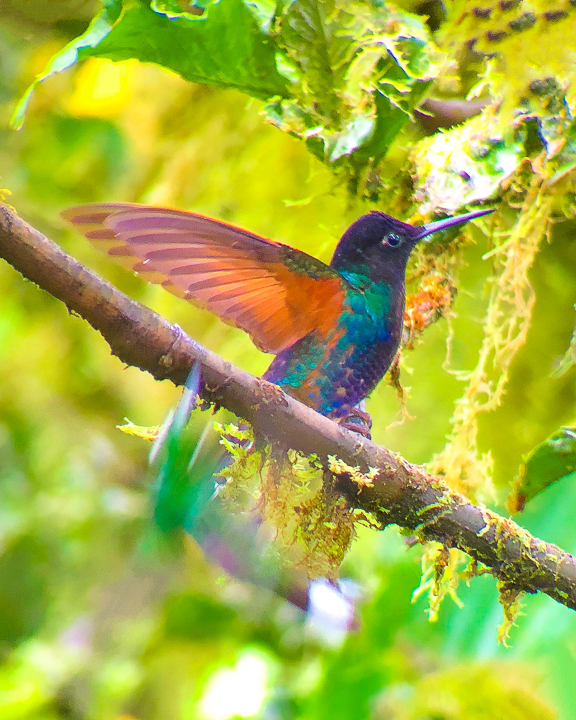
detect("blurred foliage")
[2,1,576,720]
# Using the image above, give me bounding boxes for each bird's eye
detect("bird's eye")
[386,233,402,247]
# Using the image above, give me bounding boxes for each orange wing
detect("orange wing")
[62,203,347,354]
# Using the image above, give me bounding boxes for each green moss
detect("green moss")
[497,581,525,646]
[213,428,370,578]
[412,543,465,621]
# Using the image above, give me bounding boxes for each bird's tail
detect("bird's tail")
[151,364,360,639]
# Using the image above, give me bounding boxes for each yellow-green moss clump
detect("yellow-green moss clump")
[216,423,379,578]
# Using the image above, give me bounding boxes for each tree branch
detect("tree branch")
[2,203,576,611]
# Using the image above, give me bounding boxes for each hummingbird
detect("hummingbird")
[62,204,493,436]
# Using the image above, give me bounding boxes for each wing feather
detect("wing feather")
[62,203,347,354]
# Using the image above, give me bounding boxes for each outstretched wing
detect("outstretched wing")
[62,203,347,354]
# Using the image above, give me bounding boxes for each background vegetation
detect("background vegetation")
[1,1,576,718]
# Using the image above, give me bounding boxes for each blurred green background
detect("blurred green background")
[2,2,576,719]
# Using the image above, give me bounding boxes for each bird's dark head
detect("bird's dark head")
[331,208,494,281]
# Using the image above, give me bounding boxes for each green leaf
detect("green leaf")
[276,0,353,124]
[99,0,288,98]
[508,425,576,512]
[328,114,375,162]
[552,306,576,378]
[267,1,441,168]
[12,0,289,129]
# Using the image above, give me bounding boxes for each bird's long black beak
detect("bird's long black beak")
[415,207,495,241]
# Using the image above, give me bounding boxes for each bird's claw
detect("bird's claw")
[339,408,373,440]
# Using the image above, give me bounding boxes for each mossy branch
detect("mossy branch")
[2,203,576,611]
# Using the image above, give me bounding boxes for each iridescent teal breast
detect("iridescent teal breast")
[264,278,405,418]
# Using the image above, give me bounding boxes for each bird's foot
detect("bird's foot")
[338,407,373,440]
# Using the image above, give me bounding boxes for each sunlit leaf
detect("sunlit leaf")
[267,0,442,167]
[13,0,289,129]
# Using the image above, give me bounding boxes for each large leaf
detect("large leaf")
[12,0,289,129]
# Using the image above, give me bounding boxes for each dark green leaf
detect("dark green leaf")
[509,425,576,512]
[13,0,440,182]
[276,0,352,125]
